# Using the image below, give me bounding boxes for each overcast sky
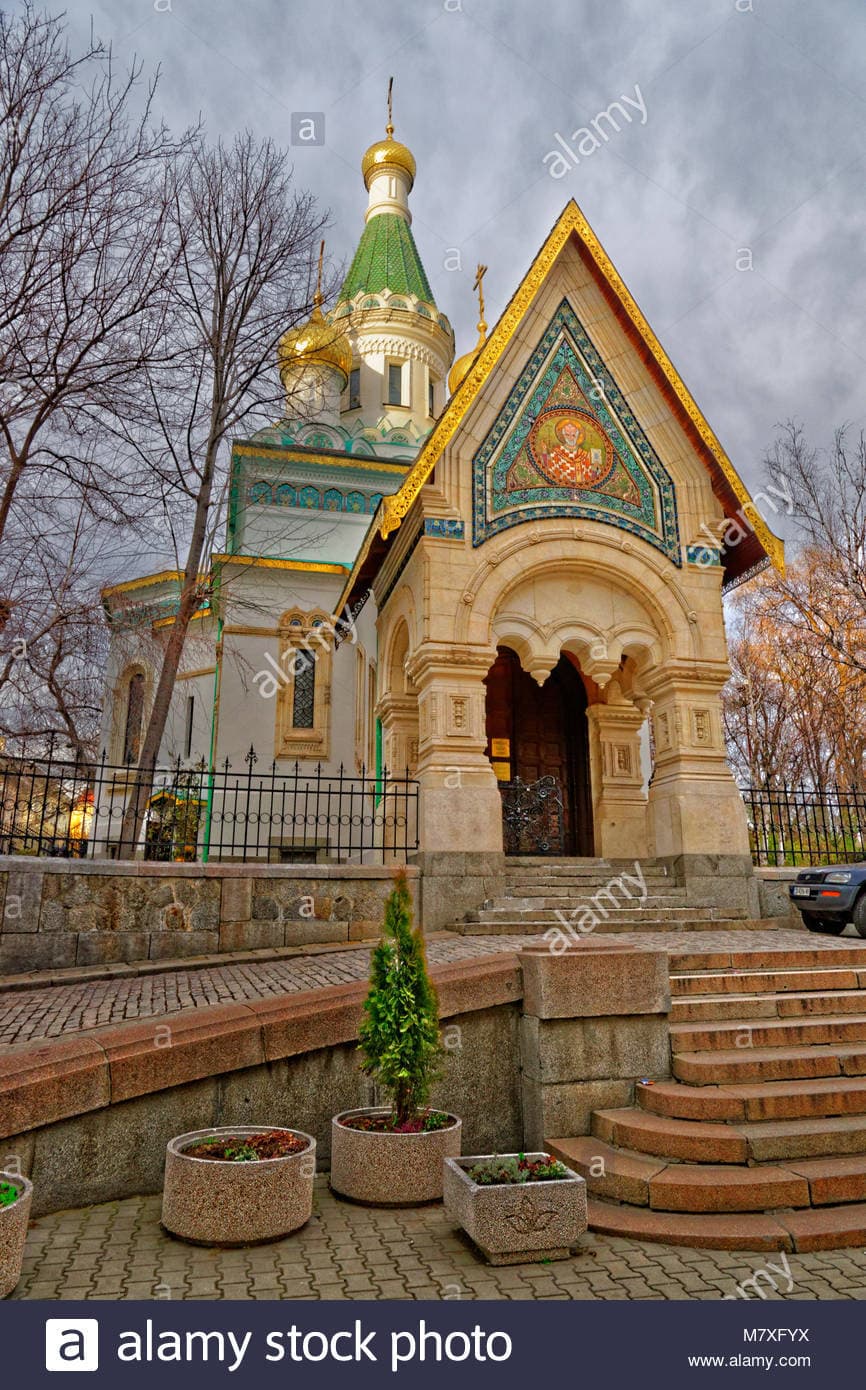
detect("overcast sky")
[63,0,866,510]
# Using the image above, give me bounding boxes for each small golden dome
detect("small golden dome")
[278,304,352,385]
[448,326,487,396]
[361,125,416,191]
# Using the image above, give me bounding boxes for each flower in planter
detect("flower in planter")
[357,870,441,1128]
[466,1153,570,1185]
[0,1182,19,1208]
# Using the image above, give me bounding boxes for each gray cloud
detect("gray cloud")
[63,0,866,509]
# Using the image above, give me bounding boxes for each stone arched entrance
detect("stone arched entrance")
[484,647,593,855]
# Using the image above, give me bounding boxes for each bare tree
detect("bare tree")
[764,422,866,681]
[0,495,110,760]
[0,3,192,558]
[113,132,332,854]
[723,561,866,793]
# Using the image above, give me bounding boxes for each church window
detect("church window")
[122,672,145,764]
[275,608,332,760]
[291,650,316,729]
[348,366,361,410]
[428,375,437,417]
[387,361,404,406]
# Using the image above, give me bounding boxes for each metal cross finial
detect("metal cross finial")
[314,239,325,307]
[386,76,394,136]
[473,263,488,333]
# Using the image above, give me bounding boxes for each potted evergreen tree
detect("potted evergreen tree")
[330,871,461,1205]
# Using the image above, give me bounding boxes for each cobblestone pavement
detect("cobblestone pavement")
[4,929,861,1048]
[11,1177,866,1300]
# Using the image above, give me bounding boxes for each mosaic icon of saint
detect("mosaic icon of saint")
[537,414,608,488]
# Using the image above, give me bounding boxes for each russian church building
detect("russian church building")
[100,112,784,923]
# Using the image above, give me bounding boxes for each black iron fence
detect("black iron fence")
[741,785,866,866]
[0,746,419,864]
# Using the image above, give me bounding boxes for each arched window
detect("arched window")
[291,649,316,729]
[275,610,332,760]
[122,671,145,764]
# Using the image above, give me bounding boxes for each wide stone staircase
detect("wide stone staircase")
[549,944,866,1251]
[453,857,754,935]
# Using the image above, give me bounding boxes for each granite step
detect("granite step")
[672,1042,866,1085]
[547,1136,812,1212]
[670,1013,866,1052]
[672,989,866,1023]
[587,1197,866,1252]
[454,917,755,936]
[637,1075,866,1123]
[470,905,730,924]
[592,1106,866,1164]
[592,1108,748,1163]
[668,946,866,973]
[586,1198,794,1251]
[500,892,687,906]
[671,966,864,997]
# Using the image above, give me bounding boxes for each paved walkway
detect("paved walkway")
[2,928,852,1049]
[12,1177,866,1300]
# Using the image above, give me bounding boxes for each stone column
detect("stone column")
[519,944,671,1146]
[644,664,760,914]
[376,692,418,776]
[407,643,505,929]
[587,693,649,859]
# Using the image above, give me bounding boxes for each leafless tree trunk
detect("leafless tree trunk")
[114,133,332,855]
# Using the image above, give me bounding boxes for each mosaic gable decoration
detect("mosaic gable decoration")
[472,299,680,563]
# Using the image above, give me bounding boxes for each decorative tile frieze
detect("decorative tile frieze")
[472,299,681,564]
[424,517,465,539]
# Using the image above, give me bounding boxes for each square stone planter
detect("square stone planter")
[443,1153,587,1265]
[330,1108,461,1206]
[0,1171,33,1298]
[161,1127,316,1246]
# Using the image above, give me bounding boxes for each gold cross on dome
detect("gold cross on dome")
[473,263,488,333]
[387,76,394,136]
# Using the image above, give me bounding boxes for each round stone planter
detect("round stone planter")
[161,1127,316,1247]
[0,1171,33,1298]
[330,1108,462,1206]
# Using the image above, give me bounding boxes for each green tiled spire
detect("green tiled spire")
[339,213,435,305]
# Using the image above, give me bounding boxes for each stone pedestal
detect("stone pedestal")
[519,944,671,1147]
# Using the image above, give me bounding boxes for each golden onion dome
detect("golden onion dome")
[448,325,487,396]
[361,123,416,192]
[277,303,352,385]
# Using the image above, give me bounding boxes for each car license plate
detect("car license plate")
[792,886,811,897]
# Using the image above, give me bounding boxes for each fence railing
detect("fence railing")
[741,785,866,867]
[0,746,419,865]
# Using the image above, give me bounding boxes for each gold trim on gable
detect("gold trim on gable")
[211,554,350,575]
[379,200,784,575]
[233,443,409,476]
[102,570,183,598]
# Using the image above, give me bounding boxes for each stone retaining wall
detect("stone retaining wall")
[0,858,419,973]
[1,956,524,1214]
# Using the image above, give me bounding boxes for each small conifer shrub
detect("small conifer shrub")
[357,870,441,1127]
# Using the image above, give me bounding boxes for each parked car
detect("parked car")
[789,863,866,935]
